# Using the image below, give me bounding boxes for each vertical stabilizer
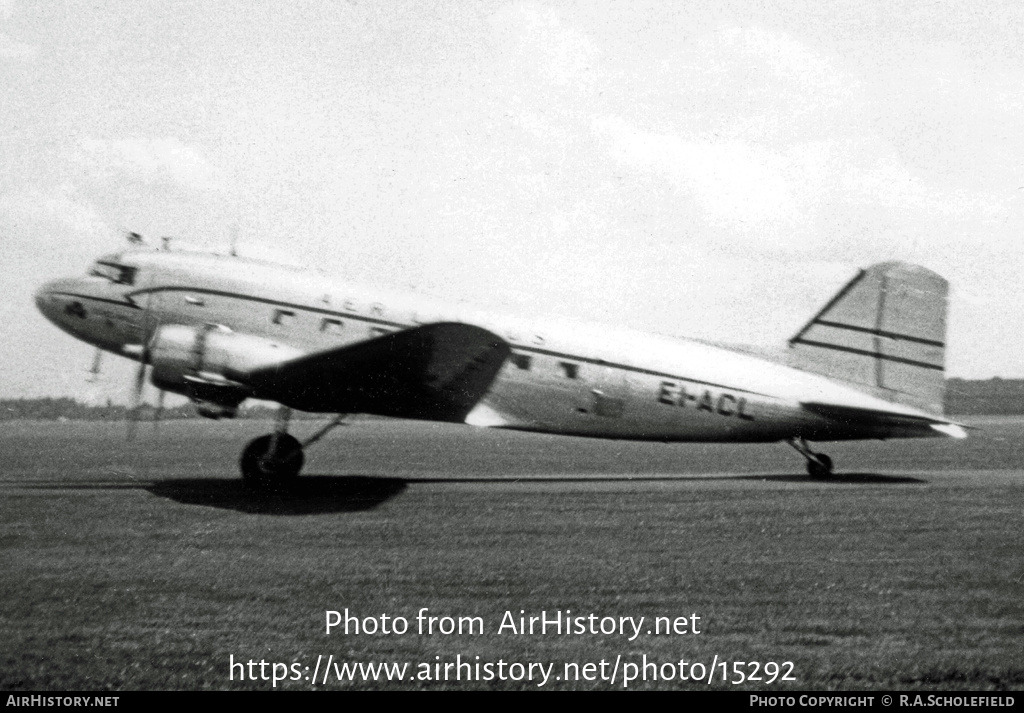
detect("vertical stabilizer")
[788,262,948,414]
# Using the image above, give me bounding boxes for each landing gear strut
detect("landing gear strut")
[787,437,834,479]
[240,408,348,489]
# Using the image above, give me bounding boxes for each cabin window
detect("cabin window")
[510,353,532,370]
[321,318,344,334]
[272,309,295,326]
[370,326,392,337]
[559,361,579,379]
[89,261,137,285]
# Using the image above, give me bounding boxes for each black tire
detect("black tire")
[806,453,833,479]
[240,433,305,489]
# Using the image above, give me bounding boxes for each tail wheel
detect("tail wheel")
[806,453,833,479]
[241,433,305,489]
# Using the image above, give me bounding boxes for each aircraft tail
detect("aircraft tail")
[788,262,948,414]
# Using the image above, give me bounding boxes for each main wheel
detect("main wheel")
[241,433,305,489]
[806,453,833,479]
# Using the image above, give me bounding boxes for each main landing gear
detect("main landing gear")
[240,406,348,489]
[787,437,834,479]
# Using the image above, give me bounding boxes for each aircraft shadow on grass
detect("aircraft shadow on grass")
[15,472,925,515]
[404,473,926,486]
[145,475,408,515]
[733,473,926,485]
[146,471,926,514]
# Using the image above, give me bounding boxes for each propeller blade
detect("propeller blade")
[153,389,165,435]
[127,286,156,441]
[87,348,103,383]
[127,358,146,441]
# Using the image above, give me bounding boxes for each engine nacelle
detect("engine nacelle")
[149,324,303,414]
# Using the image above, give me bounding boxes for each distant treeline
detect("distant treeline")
[0,398,282,421]
[1,379,1021,420]
[944,378,1024,415]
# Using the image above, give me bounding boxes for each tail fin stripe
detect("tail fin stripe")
[791,338,944,371]
[808,320,944,347]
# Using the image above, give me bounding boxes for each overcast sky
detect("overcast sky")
[2,0,1022,401]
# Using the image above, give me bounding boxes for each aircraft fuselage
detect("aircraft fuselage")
[35,249,948,444]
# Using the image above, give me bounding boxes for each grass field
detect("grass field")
[1,418,1023,690]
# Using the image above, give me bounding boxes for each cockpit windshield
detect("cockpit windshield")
[89,261,137,285]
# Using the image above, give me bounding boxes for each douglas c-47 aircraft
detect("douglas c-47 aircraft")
[35,237,965,487]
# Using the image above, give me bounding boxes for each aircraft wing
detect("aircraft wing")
[243,322,511,421]
[800,401,967,438]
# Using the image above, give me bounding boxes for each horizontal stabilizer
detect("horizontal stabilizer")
[931,423,968,439]
[244,323,511,421]
[801,400,964,438]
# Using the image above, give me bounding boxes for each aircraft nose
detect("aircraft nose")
[35,277,77,323]
[35,280,56,316]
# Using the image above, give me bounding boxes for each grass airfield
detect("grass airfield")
[1,417,1023,691]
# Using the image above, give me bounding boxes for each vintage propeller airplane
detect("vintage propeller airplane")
[35,235,964,487]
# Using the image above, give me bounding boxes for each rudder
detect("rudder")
[788,262,948,414]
